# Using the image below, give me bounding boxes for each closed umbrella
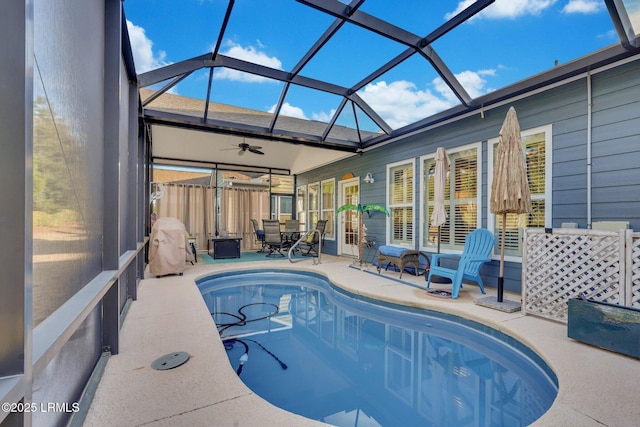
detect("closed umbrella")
[431,147,450,253]
[490,107,531,302]
[429,147,451,284]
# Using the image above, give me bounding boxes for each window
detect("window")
[488,125,552,259]
[296,185,307,231]
[387,160,414,246]
[271,195,292,221]
[298,180,335,237]
[307,182,320,230]
[321,179,335,240]
[420,144,481,252]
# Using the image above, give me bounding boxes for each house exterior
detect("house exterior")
[295,57,640,293]
[3,1,640,426]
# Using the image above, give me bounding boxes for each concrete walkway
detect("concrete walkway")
[83,255,640,426]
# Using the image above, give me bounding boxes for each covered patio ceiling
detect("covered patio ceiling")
[130,0,640,174]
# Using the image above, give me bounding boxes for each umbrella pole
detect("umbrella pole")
[430,225,451,284]
[498,212,506,302]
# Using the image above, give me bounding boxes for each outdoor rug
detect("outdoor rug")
[199,251,309,264]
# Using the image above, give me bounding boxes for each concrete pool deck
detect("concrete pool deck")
[83,255,640,426]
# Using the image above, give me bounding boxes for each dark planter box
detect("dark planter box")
[568,298,640,359]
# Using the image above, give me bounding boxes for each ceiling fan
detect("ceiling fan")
[223,142,264,155]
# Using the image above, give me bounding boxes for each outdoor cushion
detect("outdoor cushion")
[378,245,409,257]
[377,245,421,279]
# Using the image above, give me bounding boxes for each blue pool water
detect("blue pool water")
[197,269,558,427]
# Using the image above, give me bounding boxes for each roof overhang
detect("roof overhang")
[149,124,356,175]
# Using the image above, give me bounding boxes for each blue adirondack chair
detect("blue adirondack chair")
[426,228,495,299]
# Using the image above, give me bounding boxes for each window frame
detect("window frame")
[419,142,482,254]
[487,124,553,262]
[386,159,416,247]
[307,181,320,231]
[296,184,307,231]
[321,178,336,240]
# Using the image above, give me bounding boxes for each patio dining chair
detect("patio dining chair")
[283,219,300,249]
[299,220,327,256]
[250,219,266,253]
[262,219,286,257]
[426,228,495,299]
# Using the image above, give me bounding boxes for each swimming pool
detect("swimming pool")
[197,269,558,427]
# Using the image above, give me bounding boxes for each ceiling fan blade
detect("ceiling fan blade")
[249,147,264,155]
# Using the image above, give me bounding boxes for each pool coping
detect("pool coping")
[83,257,640,426]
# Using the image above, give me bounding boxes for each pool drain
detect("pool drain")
[151,351,190,370]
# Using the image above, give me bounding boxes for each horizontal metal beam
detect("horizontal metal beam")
[137,53,210,87]
[422,0,495,45]
[143,109,360,151]
[32,242,147,374]
[297,0,421,47]
[361,45,640,149]
[215,55,351,96]
[152,156,291,176]
[32,271,117,374]
[140,52,355,99]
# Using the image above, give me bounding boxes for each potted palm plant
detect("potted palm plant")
[337,203,390,269]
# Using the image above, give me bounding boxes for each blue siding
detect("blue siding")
[299,58,640,293]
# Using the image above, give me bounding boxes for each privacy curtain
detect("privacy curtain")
[220,187,270,250]
[155,183,215,250]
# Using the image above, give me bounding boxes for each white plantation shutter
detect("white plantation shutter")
[389,162,414,245]
[321,179,335,239]
[422,147,479,251]
[308,182,319,228]
[452,153,477,246]
[493,129,548,257]
[297,185,307,231]
[422,158,436,247]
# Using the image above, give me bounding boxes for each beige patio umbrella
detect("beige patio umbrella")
[430,147,450,253]
[429,147,451,284]
[490,107,531,302]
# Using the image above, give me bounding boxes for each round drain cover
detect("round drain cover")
[151,351,190,370]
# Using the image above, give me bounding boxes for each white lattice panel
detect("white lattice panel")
[522,228,624,323]
[627,232,640,309]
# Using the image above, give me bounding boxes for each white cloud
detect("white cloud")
[359,68,495,129]
[562,0,604,14]
[126,20,167,73]
[446,0,557,20]
[311,109,337,122]
[359,80,455,129]
[268,102,308,120]
[214,41,283,83]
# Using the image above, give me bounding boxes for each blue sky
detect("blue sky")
[124,0,621,131]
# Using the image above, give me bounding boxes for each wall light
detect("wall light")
[363,172,375,184]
